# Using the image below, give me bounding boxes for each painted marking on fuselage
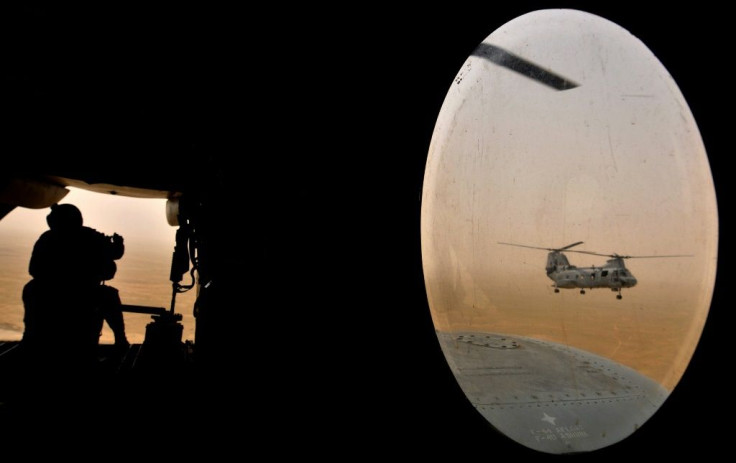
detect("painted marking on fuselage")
[532,420,590,443]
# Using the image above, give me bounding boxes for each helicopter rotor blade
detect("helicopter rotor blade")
[563,249,618,258]
[617,254,694,259]
[498,242,691,259]
[497,242,556,251]
[562,250,693,259]
[498,241,585,252]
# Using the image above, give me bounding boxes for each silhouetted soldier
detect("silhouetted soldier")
[21,203,128,370]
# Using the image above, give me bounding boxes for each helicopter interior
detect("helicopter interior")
[0,3,727,459]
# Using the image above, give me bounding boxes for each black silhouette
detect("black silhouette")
[21,203,128,369]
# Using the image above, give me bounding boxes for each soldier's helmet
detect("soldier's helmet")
[47,203,83,230]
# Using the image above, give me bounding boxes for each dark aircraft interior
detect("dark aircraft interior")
[0,4,729,458]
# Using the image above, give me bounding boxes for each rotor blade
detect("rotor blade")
[563,249,615,258]
[498,241,587,252]
[471,43,579,91]
[621,254,694,259]
[498,242,556,252]
[563,250,694,259]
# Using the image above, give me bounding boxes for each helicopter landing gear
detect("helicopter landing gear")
[616,289,623,300]
[554,288,559,293]
[580,289,586,295]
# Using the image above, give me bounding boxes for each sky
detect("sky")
[1,187,175,245]
[420,10,718,391]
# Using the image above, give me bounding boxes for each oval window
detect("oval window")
[420,9,718,454]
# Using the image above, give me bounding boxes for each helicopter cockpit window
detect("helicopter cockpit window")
[421,8,717,455]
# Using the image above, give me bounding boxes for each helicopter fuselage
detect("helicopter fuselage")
[499,241,687,299]
[548,255,638,290]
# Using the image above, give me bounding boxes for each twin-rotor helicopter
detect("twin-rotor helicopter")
[499,241,691,299]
